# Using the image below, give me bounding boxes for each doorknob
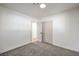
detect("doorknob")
[40,32,43,34]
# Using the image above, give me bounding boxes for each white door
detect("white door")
[37,22,42,42]
[42,21,53,44]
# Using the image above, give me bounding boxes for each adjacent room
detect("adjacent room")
[0,3,79,56]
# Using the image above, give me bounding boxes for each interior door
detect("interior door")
[42,21,53,44]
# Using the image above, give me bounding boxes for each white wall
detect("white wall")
[0,6,37,54]
[41,8,79,52]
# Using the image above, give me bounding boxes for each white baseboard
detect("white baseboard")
[53,43,79,53]
[0,42,31,54]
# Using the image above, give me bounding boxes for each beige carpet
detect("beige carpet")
[0,42,79,56]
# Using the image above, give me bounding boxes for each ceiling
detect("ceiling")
[0,3,79,19]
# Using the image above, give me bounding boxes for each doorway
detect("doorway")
[32,22,38,42]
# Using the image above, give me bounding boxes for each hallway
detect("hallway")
[0,42,79,56]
